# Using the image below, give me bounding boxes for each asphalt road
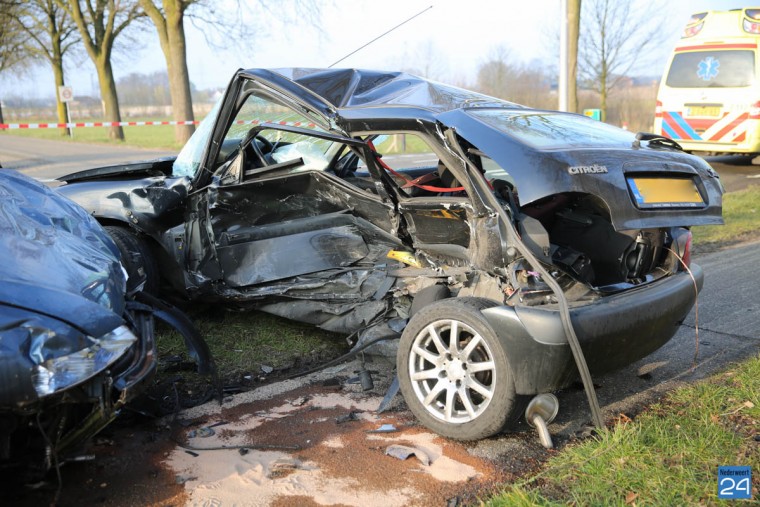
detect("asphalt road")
[1,133,758,451]
[0,134,173,183]
[705,154,760,192]
[545,241,760,440]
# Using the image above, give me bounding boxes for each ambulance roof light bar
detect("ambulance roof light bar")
[744,9,760,34]
[682,12,707,38]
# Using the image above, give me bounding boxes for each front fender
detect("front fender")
[57,176,190,236]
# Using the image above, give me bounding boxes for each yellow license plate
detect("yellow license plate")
[687,106,721,117]
[627,177,705,208]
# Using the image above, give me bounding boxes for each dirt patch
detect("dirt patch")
[166,381,511,506]
[4,360,544,507]
[2,414,187,507]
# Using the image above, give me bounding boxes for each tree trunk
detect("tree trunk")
[95,54,124,140]
[567,0,581,113]
[144,0,195,145]
[165,11,194,144]
[600,66,607,123]
[52,59,71,136]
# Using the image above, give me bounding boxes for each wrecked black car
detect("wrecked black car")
[57,68,723,440]
[0,170,177,477]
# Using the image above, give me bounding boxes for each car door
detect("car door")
[201,121,398,291]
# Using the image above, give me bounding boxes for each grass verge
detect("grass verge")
[155,308,347,386]
[693,185,760,253]
[486,355,760,506]
[1,117,183,150]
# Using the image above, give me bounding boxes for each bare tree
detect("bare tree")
[8,0,79,135]
[567,0,581,113]
[0,2,28,73]
[57,0,144,140]
[399,40,448,80]
[0,1,31,124]
[579,0,666,121]
[475,46,554,109]
[138,0,325,145]
[138,0,195,144]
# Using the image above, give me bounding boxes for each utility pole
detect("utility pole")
[567,0,581,113]
[559,0,569,111]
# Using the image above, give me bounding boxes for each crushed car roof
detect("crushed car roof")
[264,68,524,112]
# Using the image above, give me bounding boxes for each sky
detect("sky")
[0,0,740,101]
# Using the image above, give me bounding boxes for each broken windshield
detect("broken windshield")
[173,98,222,178]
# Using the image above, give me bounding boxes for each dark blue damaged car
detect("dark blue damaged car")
[0,170,211,477]
[55,69,723,440]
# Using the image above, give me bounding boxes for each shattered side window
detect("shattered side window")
[226,93,328,142]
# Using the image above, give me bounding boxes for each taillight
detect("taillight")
[682,12,706,38]
[655,100,663,118]
[750,101,760,119]
[682,231,692,268]
[671,228,693,270]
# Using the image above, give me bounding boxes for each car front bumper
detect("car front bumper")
[481,264,703,394]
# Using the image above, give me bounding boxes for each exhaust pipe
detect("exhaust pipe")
[525,394,559,449]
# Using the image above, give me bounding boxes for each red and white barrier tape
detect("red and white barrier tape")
[0,119,317,129]
[0,120,198,129]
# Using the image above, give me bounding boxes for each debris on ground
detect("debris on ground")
[186,427,215,438]
[165,372,494,506]
[368,424,398,433]
[336,410,361,424]
[385,444,431,466]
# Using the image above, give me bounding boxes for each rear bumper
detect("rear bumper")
[482,264,703,394]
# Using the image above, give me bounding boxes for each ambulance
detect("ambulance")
[654,8,760,154]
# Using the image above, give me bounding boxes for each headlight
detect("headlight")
[31,325,137,397]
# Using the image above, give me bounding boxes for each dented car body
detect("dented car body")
[0,170,160,476]
[57,69,723,439]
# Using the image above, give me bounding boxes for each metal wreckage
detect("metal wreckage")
[54,68,723,441]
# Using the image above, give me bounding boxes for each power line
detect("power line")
[328,5,434,68]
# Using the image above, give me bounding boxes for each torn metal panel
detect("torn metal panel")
[457,272,505,302]
[398,199,471,248]
[218,225,370,286]
[259,299,388,334]
[56,174,190,236]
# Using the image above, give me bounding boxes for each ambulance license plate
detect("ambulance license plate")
[687,106,721,117]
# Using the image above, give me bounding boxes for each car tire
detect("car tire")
[105,225,159,294]
[397,297,521,440]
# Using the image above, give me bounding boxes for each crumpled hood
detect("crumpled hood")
[57,156,175,184]
[0,170,127,317]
